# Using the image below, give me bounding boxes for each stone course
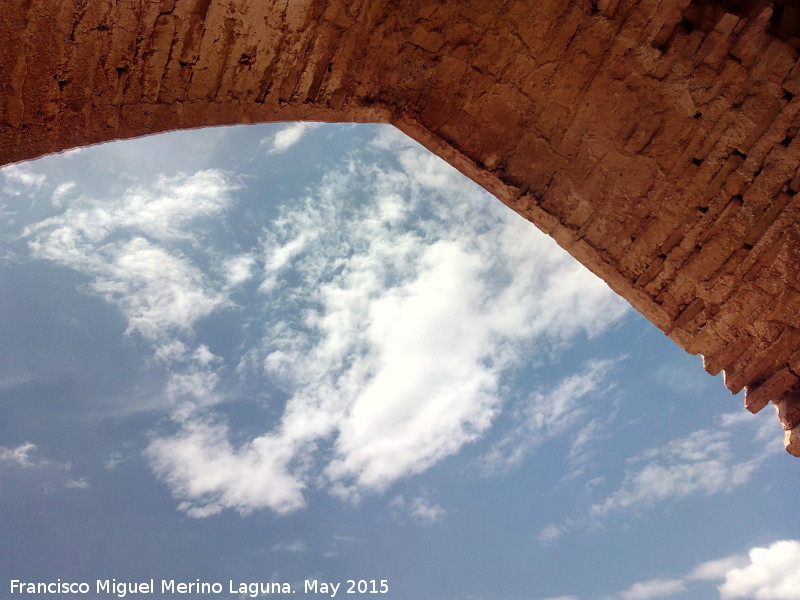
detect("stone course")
[2,0,799,454]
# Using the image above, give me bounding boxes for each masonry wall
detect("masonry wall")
[1,0,799,454]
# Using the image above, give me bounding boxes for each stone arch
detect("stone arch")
[2,0,799,454]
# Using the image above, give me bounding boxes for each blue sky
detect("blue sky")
[0,122,797,600]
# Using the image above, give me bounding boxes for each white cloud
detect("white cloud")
[390,494,446,525]
[93,237,227,340]
[60,147,85,158]
[591,429,759,517]
[718,411,756,428]
[409,496,446,524]
[0,127,668,526]
[272,541,307,553]
[323,240,506,494]
[691,556,751,581]
[719,540,800,600]
[718,408,785,455]
[0,443,91,492]
[264,122,323,153]
[1,163,46,193]
[478,360,616,476]
[564,413,617,480]
[21,169,244,454]
[0,442,37,467]
[542,413,766,543]
[147,419,308,517]
[537,522,569,545]
[568,418,607,462]
[165,369,221,418]
[222,253,256,287]
[65,478,90,489]
[28,169,234,244]
[105,452,124,470]
[620,578,687,600]
[25,170,236,341]
[144,127,628,516]
[154,340,189,364]
[52,181,76,205]
[192,345,218,366]
[602,541,799,600]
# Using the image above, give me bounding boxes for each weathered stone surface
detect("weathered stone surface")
[2,0,800,454]
[786,424,800,456]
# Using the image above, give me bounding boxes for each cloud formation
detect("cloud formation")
[539,412,767,544]
[148,419,306,517]
[610,540,800,600]
[719,540,800,600]
[390,494,446,525]
[0,442,90,491]
[619,578,687,600]
[25,170,235,340]
[263,122,323,153]
[0,442,38,467]
[591,428,759,517]
[65,478,91,489]
[1,163,46,194]
[22,126,628,517]
[147,128,629,516]
[478,360,616,475]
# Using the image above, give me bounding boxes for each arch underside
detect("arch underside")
[2,0,799,454]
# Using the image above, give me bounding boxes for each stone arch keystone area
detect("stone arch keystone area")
[2,0,800,455]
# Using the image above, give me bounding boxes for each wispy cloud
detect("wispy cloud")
[20,126,628,517]
[590,428,759,517]
[564,414,616,480]
[27,169,234,245]
[0,442,38,467]
[1,442,91,492]
[536,519,585,545]
[390,494,446,525]
[272,541,308,553]
[65,478,91,489]
[51,181,76,206]
[1,163,46,194]
[92,237,227,340]
[147,127,629,516]
[539,411,768,543]
[104,452,124,470]
[263,122,323,153]
[477,360,617,476]
[25,170,236,341]
[221,253,257,287]
[619,578,687,600]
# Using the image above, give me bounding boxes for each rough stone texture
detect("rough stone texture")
[787,425,800,456]
[2,0,800,454]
